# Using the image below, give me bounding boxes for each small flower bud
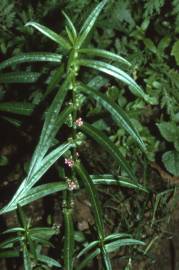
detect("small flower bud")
[66,178,78,191]
[75,117,83,127]
[65,158,74,168]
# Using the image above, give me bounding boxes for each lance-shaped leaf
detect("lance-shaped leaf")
[38,254,62,268]
[0,72,40,83]
[79,48,131,67]
[17,182,67,207]
[43,65,65,99]
[62,11,77,44]
[0,86,72,214]
[105,238,145,253]
[64,207,74,270]
[0,142,72,214]
[2,227,25,235]
[80,123,136,181]
[26,22,71,50]
[0,53,62,71]
[78,84,146,152]
[76,0,108,48]
[0,102,35,116]
[77,240,99,259]
[27,78,71,183]
[75,161,105,240]
[91,174,148,192]
[78,59,148,100]
[0,236,22,249]
[23,245,32,270]
[104,233,131,242]
[78,238,144,270]
[101,246,112,270]
[30,227,57,240]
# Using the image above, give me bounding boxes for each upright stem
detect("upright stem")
[63,47,79,270]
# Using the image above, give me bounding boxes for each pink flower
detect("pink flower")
[66,178,78,191]
[75,117,83,127]
[65,158,74,168]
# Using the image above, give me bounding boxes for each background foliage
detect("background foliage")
[0,0,179,269]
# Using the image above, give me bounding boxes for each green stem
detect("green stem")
[62,47,79,270]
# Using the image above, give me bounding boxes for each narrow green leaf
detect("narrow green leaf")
[75,161,105,239]
[27,235,37,259]
[104,233,131,242]
[105,238,145,253]
[101,246,112,270]
[0,142,72,214]
[30,236,54,247]
[2,227,25,235]
[38,254,62,268]
[78,59,148,100]
[77,240,99,259]
[62,11,77,43]
[78,84,146,151]
[76,0,107,48]
[26,22,71,50]
[44,65,65,99]
[64,208,74,270]
[0,102,35,116]
[79,48,131,67]
[1,116,22,127]
[78,248,100,270]
[17,204,27,229]
[91,174,148,192]
[0,72,40,83]
[18,182,67,207]
[80,123,136,181]
[0,237,22,249]
[0,53,62,71]
[23,245,32,270]
[27,78,71,183]
[30,227,57,240]
[0,250,19,258]
[78,238,145,270]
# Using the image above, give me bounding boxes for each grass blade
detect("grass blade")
[80,123,136,181]
[76,0,108,48]
[78,59,148,100]
[0,53,62,71]
[1,116,21,127]
[79,48,131,67]
[78,83,146,152]
[26,22,71,50]
[0,72,40,83]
